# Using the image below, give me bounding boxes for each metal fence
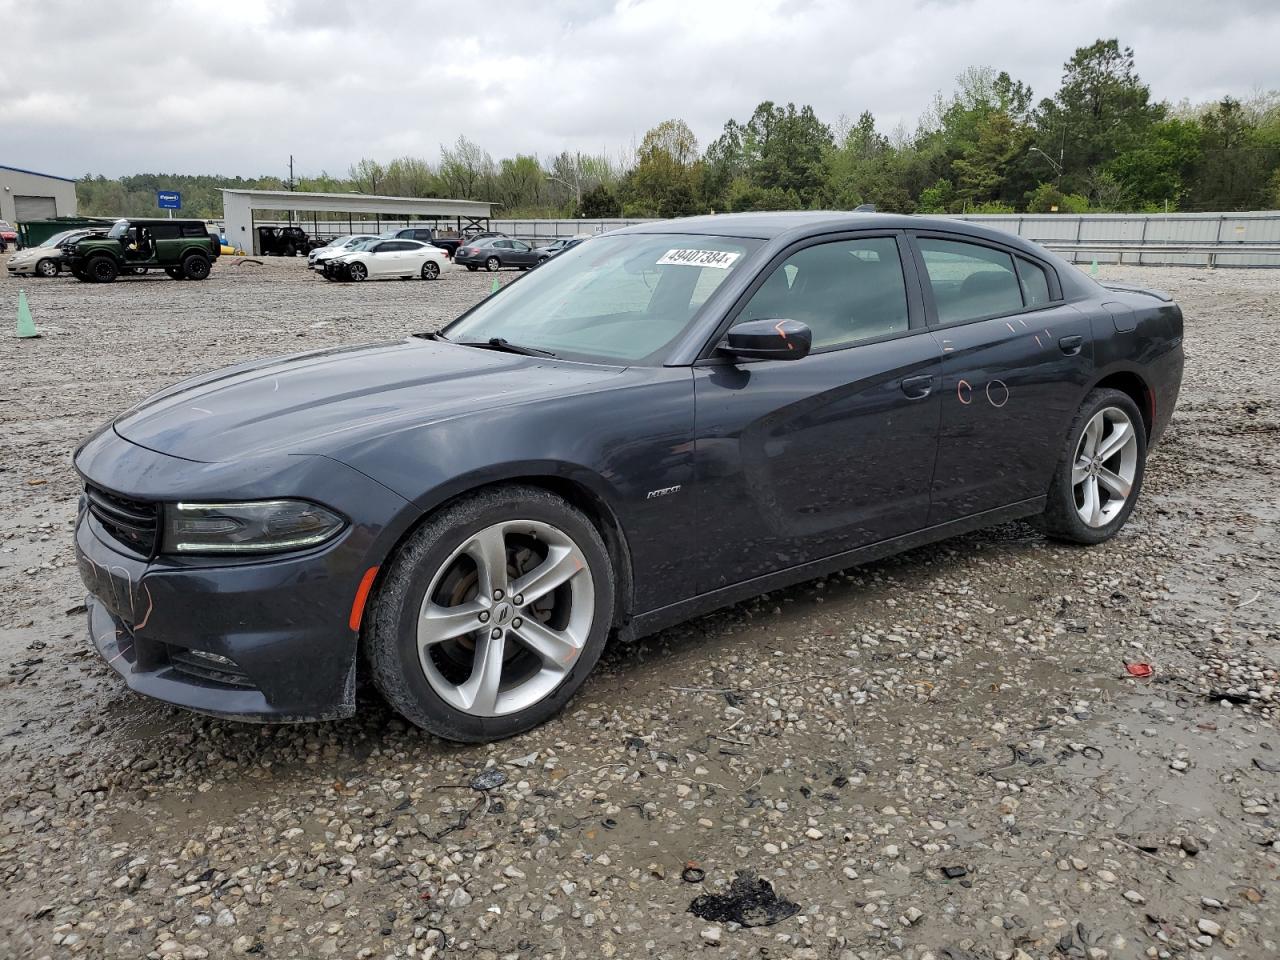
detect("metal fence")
[251,210,1280,267]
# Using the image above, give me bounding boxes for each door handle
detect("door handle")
[900,375,934,399]
[1058,335,1084,356]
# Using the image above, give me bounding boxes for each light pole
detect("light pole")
[545,174,581,213]
[1027,146,1064,184]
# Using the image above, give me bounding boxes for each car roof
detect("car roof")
[614,211,1043,249]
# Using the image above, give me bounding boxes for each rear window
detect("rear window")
[917,238,1023,324]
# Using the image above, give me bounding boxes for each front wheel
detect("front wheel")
[366,485,615,742]
[87,256,118,283]
[485,256,500,272]
[1039,388,1147,545]
[347,262,368,281]
[466,265,478,272]
[36,258,60,278]
[421,260,440,280]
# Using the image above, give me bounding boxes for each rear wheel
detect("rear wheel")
[283,242,297,257]
[466,265,478,272]
[485,256,500,272]
[182,254,212,280]
[36,258,60,278]
[366,485,615,742]
[87,256,118,283]
[1039,388,1146,545]
[421,260,440,280]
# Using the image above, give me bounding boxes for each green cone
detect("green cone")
[490,277,501,293]
[15,289,39,339]
[1090,257,1099,277]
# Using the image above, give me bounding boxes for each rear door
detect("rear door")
[692,232,943,591]
[908,232,1093,524]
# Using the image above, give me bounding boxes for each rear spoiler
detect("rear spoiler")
[1099,282,1173,302]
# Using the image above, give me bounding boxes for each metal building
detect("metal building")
[221,189,493,255]
[0,163,78,223]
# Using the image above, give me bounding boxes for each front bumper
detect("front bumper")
[74,428,414,721]
[7,261,37,276]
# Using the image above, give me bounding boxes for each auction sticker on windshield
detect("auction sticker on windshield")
[657,249,741,269]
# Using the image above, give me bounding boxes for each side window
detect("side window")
[732,237,910,351]
[512,240,530,252]
[371,242,394,253]
[150,223,181,240]
[1016,256,1052,306]
[917,238,1023,324]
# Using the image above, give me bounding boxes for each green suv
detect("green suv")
[66,219,220,283]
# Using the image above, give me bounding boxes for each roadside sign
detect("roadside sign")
[157,191,182,210]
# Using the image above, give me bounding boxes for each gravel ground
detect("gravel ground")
[0,256,1277,960]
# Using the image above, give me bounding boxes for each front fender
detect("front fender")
[328,368,698,614]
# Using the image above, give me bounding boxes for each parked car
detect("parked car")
[321,238,449,281]
[532,235,589,263]
[71,212,1183,741]
[65,218,220,282]
[454,236,540,271]
[379,226,465,258]
[0,219,16,251]
[6,228,107,277]
[308,234,379,270]
[256,225,315,256]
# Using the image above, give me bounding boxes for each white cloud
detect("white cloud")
[1,0,1276,178]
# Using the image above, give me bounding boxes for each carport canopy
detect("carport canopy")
[221,189,493,254]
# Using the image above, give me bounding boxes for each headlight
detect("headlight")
[162,500,345,554]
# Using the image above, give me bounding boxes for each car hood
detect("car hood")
[112,337,624,463]
[8,248,53,263]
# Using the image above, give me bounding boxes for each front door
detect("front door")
[692,233,942,592]
[909,233,1094,524]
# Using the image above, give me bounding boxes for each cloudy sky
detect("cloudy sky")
[3,0,1278,180]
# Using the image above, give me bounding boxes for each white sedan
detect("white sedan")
[321,239,450,282]
[309,234,379,270]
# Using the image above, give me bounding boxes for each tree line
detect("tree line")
[76,39,1280,222]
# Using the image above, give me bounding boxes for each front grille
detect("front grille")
[167,647,256,688]
[86,484,159,557]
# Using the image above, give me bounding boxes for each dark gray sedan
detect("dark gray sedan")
[455,236,541,271]
[72,212,1183,742]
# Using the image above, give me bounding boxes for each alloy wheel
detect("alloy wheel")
[36,259,59,278]
[1072,406,1138,528]
[416,519,593,717]
[348,262,367,281]
[486,257,500,272]
[422,261,440,280]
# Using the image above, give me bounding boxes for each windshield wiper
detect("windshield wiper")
[455,337,558,359]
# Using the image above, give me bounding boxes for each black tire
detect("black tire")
[165,267,185,280]
[87,256,118,284]
[283,243,296,257]
[421,260,440,280]
[466,265,478,272]
[72,267,90,282]
[35,258,60,278]
[347,262,368,282]
[366,485,616,742]
[1039,388,1147,545]
[182,254,212,280]
[485,256,500,272]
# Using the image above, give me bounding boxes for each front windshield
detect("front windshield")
[324,235,353,247]
[443,232,760,363]
[107,221,131,239]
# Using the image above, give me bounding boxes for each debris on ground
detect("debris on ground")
[688,870,800,927]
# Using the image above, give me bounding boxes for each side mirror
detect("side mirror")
[720,319,812,361]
